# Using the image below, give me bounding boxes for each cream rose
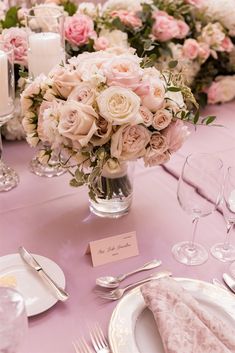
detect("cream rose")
[68,82,96,105]
[98,29,129,49]
[58,101,98,147]
[50,65,81,98]
[111,124,150,160]
[102,54,143,89]
[97,87,141,125]
[152,109,172,130]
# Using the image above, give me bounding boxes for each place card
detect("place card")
[86,231,139,267]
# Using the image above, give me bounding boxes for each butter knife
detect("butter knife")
[222,273,235,294]
[19,246,69,302]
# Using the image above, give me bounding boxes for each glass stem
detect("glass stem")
[223,223,234,251]
[190,217,199,250]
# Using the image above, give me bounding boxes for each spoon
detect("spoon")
[96,259,162,288]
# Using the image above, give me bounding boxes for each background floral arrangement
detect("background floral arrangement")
[1,0,234,140]
[21,51,213,200]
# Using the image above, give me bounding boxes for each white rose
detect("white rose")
[32,5,64,32]
[102,0,142,12]
[77,2,100,18]
[152,109,173,130]
[97,86,141,125]
[68,82,96,105]
[98,29,129,49]
[26,133,39,147]
[58,101,98,148]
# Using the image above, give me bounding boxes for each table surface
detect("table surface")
[1,102,235,353]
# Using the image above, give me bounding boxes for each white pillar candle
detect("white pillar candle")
[229,190,235,212]
[28,32,65,77]
[0,50,11,117]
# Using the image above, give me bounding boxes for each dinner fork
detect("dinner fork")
[96,270,172,300]
[89,324,110,353]
[73,338,94,353]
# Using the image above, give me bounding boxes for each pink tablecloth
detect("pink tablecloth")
[1,102,235,353]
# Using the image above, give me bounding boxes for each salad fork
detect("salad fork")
[73,338,94,353]
[89,324,110,353]
[96,270,172,300]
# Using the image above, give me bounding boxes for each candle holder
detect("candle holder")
[25,6,65,78]
[0,42,19,192]
[25,6,66,177]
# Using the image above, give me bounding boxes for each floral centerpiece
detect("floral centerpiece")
[21,50,214,217]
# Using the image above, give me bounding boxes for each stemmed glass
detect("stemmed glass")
[172,153,223,266]
[0,41,19,191]
[0,287,28,353]
[211,166,235,262]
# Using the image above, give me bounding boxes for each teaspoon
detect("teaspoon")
[96,259,162,288]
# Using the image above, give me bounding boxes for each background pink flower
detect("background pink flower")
[152,11,189,41]
[1,27,28,66]
[111,10,142,29]
[64,14,96,46]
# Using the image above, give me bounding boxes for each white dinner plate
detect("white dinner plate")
[0,253,66,317]
[109,278,235,353]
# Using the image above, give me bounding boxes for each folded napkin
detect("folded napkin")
[141,277,235,353]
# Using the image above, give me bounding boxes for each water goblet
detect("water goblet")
[0,287,28,353]
[0,41,19,191]
[211,167,235,262]
[172,152,223,266]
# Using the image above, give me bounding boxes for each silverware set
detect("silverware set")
[95,259,167,300]
[73,324,110,353]
[212,272,235,294]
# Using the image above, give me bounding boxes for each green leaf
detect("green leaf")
[193,110,200,124]
[63,1,77,16]
[70,178,82,187]
[168,60,178,69]
[167,86,181,92]
[205,115,216,125]
[2,7,19,29]
[75,169,84,182]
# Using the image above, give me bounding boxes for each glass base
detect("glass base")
[0,162,19,192]
[89,195,132,218]
[210,243,235,262]
[172,241,208,266]
[30,156,66,178]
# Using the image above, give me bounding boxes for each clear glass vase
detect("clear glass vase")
[89,162,134,218]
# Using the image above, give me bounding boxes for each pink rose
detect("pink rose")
[64,14,96,46]
[139,106,153,127]
[2,28,28,66]
[68,82,96,105]
[206,77,235,104]
[144,149,170,167]
[111,10,142,29]
[102,55,143,90]
[140,77,165,112]
[177,20,189,39]
[198,43,210,62]
[162,120,190,153]
[152,109,172,130]
[205,82,219,104]
[94,36,109,51]
[152,14,179,42]
[150,132,168,153]
[111,124,150,160]
[182,39,200,60]
[221,37,234,53]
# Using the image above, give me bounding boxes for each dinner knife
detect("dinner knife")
[19,246,69,302]
[222,273,235,294]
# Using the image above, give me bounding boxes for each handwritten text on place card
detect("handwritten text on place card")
[88,231,139,267]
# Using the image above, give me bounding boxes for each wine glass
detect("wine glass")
[172,152,223,266]
[0,287,28,353]
[211,166,235,262]
[0,41,19,191]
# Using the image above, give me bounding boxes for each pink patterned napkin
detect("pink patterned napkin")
[141,277,235,353]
